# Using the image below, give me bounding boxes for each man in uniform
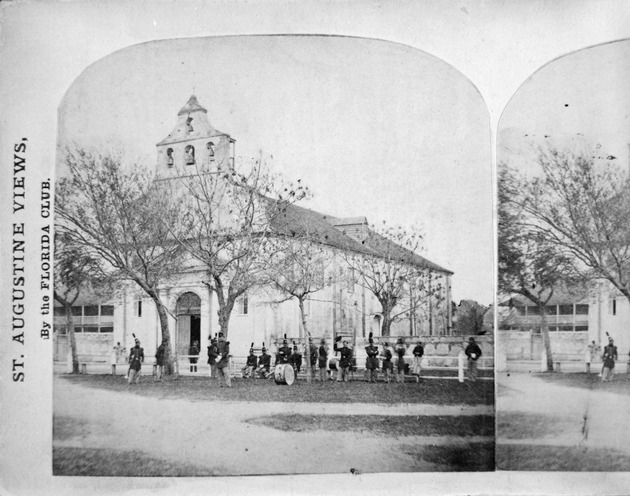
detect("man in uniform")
[412,340,424,383]
[207,335,219,381]
[155,337,167,381]
[465,337,482,381]
[216,332,231,387]
[242,343,257,379]
[365,333,379,383]
[290,343,303,375]
[189,340,199,373]
[602,337,618,382]
[318,339,328,382]
[336,339,352,382]
[128,338,144,385]
[394,338,407,383]
[381,342,393,383]
[276,335,292,365]
[308,337,318,381]
[257,344,272,378]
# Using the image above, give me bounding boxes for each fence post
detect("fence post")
[458,351,465,383]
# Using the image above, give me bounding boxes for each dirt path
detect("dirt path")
[497,373,630,455]
[54,377,493,475]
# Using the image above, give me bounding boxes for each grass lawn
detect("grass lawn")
[58,374,494,405]
[53,447,216,476]
[247,413,495,437]
[535,372,630,395]
[497,443,630,471]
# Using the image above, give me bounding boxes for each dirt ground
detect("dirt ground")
[53,375,494,475]
[497,372,630,469]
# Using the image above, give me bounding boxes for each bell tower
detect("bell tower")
[156,95,235,178]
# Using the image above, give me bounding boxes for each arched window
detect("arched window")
[185,145,195,165]
[186,117,194,133]
[166,148,174,167]
[207,141,215,161]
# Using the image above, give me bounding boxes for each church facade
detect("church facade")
[53,96,453,364]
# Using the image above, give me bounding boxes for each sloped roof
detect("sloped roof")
[499,286,590,306]
[177,95,207,116]
[157,95,230,146]
[268,202,452,274]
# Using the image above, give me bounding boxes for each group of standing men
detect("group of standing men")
[121,333,483,385]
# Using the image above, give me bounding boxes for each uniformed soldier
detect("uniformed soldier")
[128,338,144,385]
[207,334,219,380]
[394,337,406,383]
[289,343,302,374]
[336,339,353,382]
[365,332,379,383]
[242,343,257,379]
[412,340,424,383]
[276,334,292,365]
[381,342,393,383]
[216,332,231,388]
[318,339,328,382]
[308,337,318,381]
[189,340,200,373]
[256,343,272,378]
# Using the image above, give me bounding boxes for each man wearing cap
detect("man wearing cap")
[277,337,292,365]
[412,340,424,383]
[318,339,328,382]
[365,333,379,383]
[207,335,219,381]
[290,345,303,374]
[465,337,482,381]
[189,340,200,373]
[257,345,271,378]
[394,338,407,383]
[128,338,144,385]
[336,340,352,382]
[216,332,231,387]
[242,344,257,379]
[381,342,393,383]
[308,337,318,381]
[601,337,618,382]
[155,337,168,381]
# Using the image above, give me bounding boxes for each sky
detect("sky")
[499,40,630,170]
[58,36,493,304]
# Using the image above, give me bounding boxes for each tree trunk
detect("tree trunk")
[155,300,176,375]
[538,303,554,372]
[298,296,312,384]
[381,302,393,337]
[65,302,79,374]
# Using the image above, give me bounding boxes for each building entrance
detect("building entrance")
[176,292,201,356]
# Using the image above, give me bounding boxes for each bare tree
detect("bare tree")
[498,164,582,371]
[342,224,446,336]
[53,230,110,373]
[55,146,187,374]
[170,156,308,339]
[262,233,339,383]
[518,146,630,302]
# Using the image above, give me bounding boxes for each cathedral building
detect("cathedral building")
[54,96,453,365]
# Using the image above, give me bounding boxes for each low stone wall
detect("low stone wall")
[272,335,494,368]
[498,330,587,361]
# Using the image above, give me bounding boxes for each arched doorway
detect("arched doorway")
[176,292,201,356]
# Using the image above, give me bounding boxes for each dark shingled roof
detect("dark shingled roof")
[269,202,452,274]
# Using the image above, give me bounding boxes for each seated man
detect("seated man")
[256,345,272,378]
[242,343,257,379]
